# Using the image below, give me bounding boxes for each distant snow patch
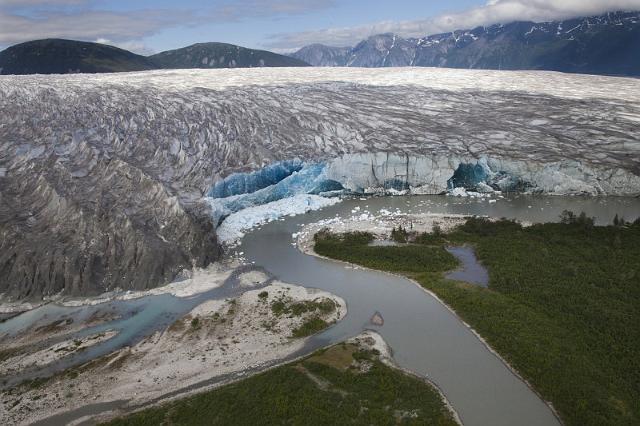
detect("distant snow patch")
[217,194,340,246]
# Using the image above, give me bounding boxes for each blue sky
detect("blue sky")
[1,0,638,53]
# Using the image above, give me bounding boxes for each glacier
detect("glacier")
[322,153,640,196]
[208,160,304,198]
[207,162,344,225]
[1,67,639,299]
[209,152,640,237]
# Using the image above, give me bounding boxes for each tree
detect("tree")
[391,226,408,243]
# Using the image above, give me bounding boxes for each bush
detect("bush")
[291,317,329,338]
[190,317,200,329]
[271,300,287,316]
[560,210,594,228]
[314,229,374,246]
[457,217,521,236]
[314,232,457,273]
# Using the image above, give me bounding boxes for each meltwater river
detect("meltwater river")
[238,194,640,426]
[3,194,639,425]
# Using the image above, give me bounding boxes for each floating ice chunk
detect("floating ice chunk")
[450,187,469,197]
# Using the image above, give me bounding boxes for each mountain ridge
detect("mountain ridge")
[0,39,156,75]
[0,39,309,75]
[150,42,309,69]
[291,11,640,76]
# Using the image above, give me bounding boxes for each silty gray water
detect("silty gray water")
[445,247,490,287]
[238,194,640,426]
[0,265,274,389]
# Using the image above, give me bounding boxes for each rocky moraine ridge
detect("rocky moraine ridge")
[1,67,639,300]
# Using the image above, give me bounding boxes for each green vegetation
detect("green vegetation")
[315,215,640,426]
[103,344,456,426]
[391,225,409,243]
[190,317,200,329]
[314,230,458,273]
[291,317,329,338]
[270,297,336,317]
[0,346,22,363]
[269,295,338,338]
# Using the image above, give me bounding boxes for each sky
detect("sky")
[1,0,639,54]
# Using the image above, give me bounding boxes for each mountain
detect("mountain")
[149,42,309,69]
[291,11,640,76]
[0,39,156,75]
[289,44,351,67]
[0,40,309,76]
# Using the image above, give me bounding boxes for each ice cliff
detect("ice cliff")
[1,68,639,299]
[207,161,344,225]
[208,154,640,221]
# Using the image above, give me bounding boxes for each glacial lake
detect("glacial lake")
[3,194,640,425]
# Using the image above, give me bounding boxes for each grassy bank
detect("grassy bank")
[104,343,457,426]
[314,218,640,426]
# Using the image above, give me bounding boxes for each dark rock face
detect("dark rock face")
[347,34,417,67]
[291,11,640,76]
[0,39,156,75]
[0,84,222,300]
[149,42,309,69]
[290,44,351,67]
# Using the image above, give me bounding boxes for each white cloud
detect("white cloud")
[0,9,199,47]
[0,0,336,52]
[266,0,640,49]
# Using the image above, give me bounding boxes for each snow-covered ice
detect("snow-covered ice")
[215,194,340,245]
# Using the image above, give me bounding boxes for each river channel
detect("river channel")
[4,194,639,425]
